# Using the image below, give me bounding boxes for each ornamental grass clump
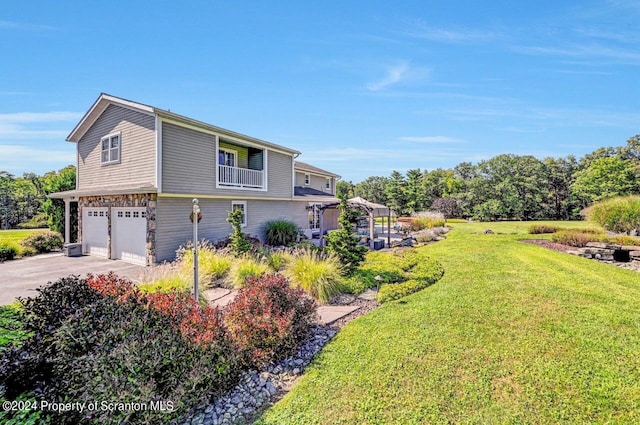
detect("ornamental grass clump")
[586,195,640,234]
[263,219,300,246]
[285,249,342,303]
[551,229,606,247]
[181,247,233,285]
[228,256,269,289]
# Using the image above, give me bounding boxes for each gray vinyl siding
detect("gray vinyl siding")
[162,122,216,193]
[295,172,334,195]
[161,122,294,198]
[155,197,308,261]
[77,105,156,190]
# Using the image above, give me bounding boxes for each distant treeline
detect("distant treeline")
[0,165,75,231]
[337,135,640,221]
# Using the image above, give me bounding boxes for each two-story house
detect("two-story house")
[51,94,340,265]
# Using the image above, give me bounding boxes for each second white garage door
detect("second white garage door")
[112,207,147,265]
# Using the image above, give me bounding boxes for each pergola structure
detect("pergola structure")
[320,197,395,248]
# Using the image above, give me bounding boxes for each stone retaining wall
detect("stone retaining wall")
[575,242,640,269]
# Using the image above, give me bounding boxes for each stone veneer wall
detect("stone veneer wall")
[78,193,157,265]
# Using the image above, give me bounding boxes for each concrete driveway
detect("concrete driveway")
[0,253,147,305]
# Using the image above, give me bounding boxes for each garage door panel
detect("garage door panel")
[112,207,147,265]
[83,207,108,257]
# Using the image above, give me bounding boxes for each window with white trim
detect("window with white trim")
[101,132,121,165]
[325,177,331,191]
[219,148,237,167]
[231,201,247,227]
[304,174,311,185]
[309,203,321,230]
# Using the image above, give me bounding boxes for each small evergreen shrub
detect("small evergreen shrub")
[325,197,367,275]
[224,274,317,367]
[285,250,342,303]
[586,196,640,234]
[228,256,268,289]
[0,243,18,261]
[227,209,252,256]
[528,224,563,234]
[19,231,63,254]
[263,219,300,246]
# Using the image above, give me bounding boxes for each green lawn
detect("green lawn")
[0,228,46,256]
[258,221,640,424]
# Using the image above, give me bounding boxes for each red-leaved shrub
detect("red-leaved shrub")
[224,273,317,367]
[87,273,229,350]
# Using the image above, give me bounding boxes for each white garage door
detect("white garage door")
[112,207,147,265]
[83,207,108,257]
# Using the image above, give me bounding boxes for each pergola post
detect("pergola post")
[318,205,324,245]
[64,198,71,244]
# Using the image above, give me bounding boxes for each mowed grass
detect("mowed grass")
[258,221,640,424]
[0,229,44,256]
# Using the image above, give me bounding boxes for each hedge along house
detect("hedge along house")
[50,94,340,265]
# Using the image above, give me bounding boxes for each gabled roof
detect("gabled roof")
[294,161,341,178]
[66,93,301,155]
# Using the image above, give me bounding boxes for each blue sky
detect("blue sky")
[1,1,639,182]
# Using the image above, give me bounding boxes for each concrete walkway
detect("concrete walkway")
[0,253,146,305]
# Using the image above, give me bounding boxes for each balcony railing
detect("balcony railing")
[218,165,264,189]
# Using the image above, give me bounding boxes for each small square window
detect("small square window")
[133,211,139,218]
[141,211,146,218]
[117,211,123,218]
[125,211,131,218]
[101,133,120,165]
[231,201,247,227]
[99,211,104,217]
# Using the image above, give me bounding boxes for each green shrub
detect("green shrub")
[551,230,606,247]
[228,256,268,288]
[263,219,300,246]
[608,235,640,246]
[19,230,63,254]
[375,251,444,303]
[378,279,425,303]
[285,250,342,303]
[1,275,238,424]
[340,269,378,295]
[586,196,640,234]
[0,243,18,261]
[0,305,30,349]
[528,224,563,234]
[16,213,48,229]
[227,209,252,256]
[325,197,367,274]
[360,252,406,283]
[225,274,317,367]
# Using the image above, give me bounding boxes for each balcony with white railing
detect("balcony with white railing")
[218,165,264,189]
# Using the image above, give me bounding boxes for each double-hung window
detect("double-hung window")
[231,201,247,227]
[304,174,311,185]
[325,177,331,191]
[101,132,121,165]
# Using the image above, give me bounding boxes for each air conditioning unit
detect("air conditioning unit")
[64,243,83,257]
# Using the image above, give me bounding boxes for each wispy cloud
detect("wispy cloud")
[399,136,463,143]
[0,111,81,140]
[0,20,57,31]
[0,145,74,172]
[366,62,412,91]
[0,111,81,123]
[514,43,640,64]
[401,21,496,43]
